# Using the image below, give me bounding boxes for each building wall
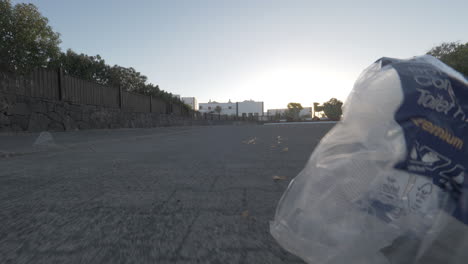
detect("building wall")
[181,97,198,110]
[237,101,263,117]
[199,102,237,115]
[0,92,258,132]
[300,107,312,118]
[198,100,264,116]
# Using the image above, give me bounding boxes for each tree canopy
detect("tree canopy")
[322,98,343,120]
[427,42,468,76]
[57,49,110,85]
[0,0,182,104]
[0,0,61,73]
[286,102,303,121]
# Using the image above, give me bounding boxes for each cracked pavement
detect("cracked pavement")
[0,123,335,263]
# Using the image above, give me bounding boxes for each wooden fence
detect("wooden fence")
[62,74,120,108]
[0,68,60,100]
[0,67,189,116]
[122,91,150,113]
[0,68,262,122]
[151,96,167,114]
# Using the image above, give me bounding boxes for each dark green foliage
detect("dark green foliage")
[0,0,181,105]
[286,102,303,121]
[322,98,343,120]
[57,49,110,85]
[428,42,468,76]
[0,0,61,73]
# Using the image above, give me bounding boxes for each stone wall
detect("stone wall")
[0,92,249,133]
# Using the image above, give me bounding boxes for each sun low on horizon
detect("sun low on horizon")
[9,0,468,112]
[223,63,358,110]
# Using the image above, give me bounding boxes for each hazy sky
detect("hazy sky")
[14,0,468,109]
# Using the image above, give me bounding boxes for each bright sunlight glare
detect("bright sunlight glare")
[240,65,357,109]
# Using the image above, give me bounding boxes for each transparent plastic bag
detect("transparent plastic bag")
[271,56,468,264]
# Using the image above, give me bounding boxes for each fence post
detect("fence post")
[118,85,123,109]
[58,67,64,101]
[149,96,152,113]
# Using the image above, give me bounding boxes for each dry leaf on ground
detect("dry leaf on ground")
[242,137,257,144]
[273,175,287,181]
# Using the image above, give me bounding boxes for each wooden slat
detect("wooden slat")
[42,69,47,98]
[1,68,146,110]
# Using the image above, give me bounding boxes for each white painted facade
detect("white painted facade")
[181,97,198,110]
[198,100,264,116]
[237,100,264,117]
[199,101,237,115]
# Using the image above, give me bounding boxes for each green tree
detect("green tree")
[57,49,110,85]
[286,102,303,121]
[139,83,161,97]
[323,98,343,121]
[0,1,182,105]
[428,42,468,76]
[214,105,222,114]
[0,0,61,73]
[108,65,148,92]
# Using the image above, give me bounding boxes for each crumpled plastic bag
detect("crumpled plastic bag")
[271,55,468,264]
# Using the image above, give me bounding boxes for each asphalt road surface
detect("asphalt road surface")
[0,123,335,264]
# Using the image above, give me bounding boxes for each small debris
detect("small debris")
[241,210,249,217]
[243,137,257,145]
[273,175,287,181]
[33,131,55,146]
[281,147,289,152]
[0,151,28,159]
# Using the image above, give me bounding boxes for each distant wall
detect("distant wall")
[0,68,187,115]
[237,101,263,117]
[0,92,254,132]
[198,102,237,115]
[0,69,258,133]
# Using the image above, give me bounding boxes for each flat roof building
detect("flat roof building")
[199,100,264,116]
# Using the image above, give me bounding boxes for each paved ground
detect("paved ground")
[0,123,335,264]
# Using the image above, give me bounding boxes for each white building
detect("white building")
[198,100,264,116]
[181,97,198,110]
[237,100,264,117]
[300,107,313,118]
[199,100,237,115]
